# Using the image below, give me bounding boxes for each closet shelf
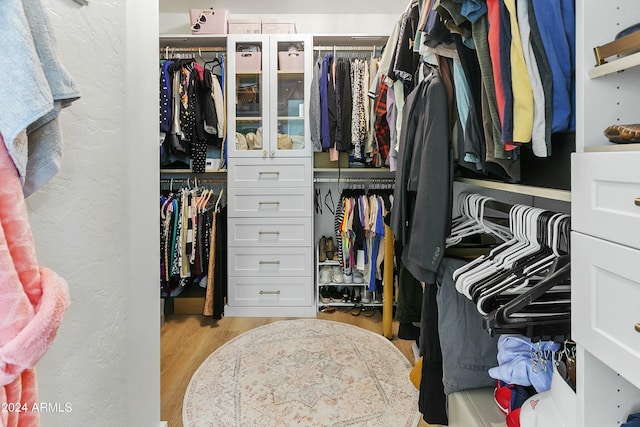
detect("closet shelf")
[585,142,640,152]
[160,169,227,174]
[455,177,571,202]
[159,33,227,48]
[588,51,640,79]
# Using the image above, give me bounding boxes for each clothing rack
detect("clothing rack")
[159,46,227,58]
[313,45,377,52]
[160,177,227,190]
[313,177,394,184]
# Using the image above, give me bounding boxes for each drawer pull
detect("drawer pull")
[259,260,281,265]
[258,201,280,205]
[258,231,280,235]
[635,198,640,207]
[635,324,640,333]
[259,290,281,295]
[259,171,280,175]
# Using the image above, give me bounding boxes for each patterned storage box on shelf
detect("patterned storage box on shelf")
[189,9,229,34]
[261,20,296,34]
[228,19,262,34]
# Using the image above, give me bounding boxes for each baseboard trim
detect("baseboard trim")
[159,422,168,427]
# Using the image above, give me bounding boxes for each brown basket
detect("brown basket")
[237,85,258,104]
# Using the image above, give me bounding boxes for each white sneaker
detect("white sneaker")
[319,266,331,284]
[331,266,344,283]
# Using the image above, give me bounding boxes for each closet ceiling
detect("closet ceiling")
[159,0,404,15]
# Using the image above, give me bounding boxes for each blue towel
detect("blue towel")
[0,0,80,196]
[488,334,560,393]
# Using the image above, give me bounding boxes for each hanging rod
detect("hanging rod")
[313,177,395,184]
[160,178,227,186]
[159,46,227,53]
[313,45,377,52]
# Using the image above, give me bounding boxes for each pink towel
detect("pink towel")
[0,135,70,427]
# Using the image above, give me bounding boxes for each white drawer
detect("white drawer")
[228,217,312,247]
[572,152,640,250]
[228,187,312,218]
[572,232,640,389]
[227,158,311,188]
[227,276,312,306]
[228,246,313,277]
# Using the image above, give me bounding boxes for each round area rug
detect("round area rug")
[183,319,420,427]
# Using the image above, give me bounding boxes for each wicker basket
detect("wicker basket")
[237,85,258,104]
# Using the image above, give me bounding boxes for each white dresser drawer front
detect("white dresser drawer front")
[572,152,640,250]
[228,187,312,218]
[572,232,640,389]
[228,247,313,277]
[228,217,311,247]
[227,277,312,307]
[228,158,311,188]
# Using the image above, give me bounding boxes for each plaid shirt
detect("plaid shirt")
[374,81,390,164]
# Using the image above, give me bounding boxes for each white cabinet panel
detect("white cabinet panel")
[228,187,312,217]
[572,231,640,389]
[227,158,311,187]
[227,277,312,306]
[228,246,313,277]
[572,152,640,250]
[228,217,312,247]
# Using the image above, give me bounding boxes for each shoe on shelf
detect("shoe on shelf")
[353,271,364,284]
[325,237,335,260]
[319,286,331,304]
[604,123,640,143]
[343,268,353,284]
[319,266,331,284]
[361,289,372,304]
[318,236,327,262]
[342,286,351,302]
[331,266,344,283]
[352,287,361,303]
[329,286,343,302]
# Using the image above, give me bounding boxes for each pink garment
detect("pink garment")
[0,135,70,427]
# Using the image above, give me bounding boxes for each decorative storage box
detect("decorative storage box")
[278,51,304,72]
[189,9,229,34]
[228,19,262,34]
[235,52,262,72]
[262,20,296,34]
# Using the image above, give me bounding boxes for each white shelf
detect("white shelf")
[585,142,640,152]
[588,51,640,79]
[159,34,227,48]
[456,177,571,202]
[160,169,227,174]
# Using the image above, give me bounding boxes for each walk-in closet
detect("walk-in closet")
[5,1,638,427]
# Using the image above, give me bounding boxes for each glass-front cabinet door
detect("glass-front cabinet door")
[227,34,270,157]
[268,34,312,157]
[227,34,311,158]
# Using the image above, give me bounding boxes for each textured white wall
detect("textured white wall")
[24,1,160,426]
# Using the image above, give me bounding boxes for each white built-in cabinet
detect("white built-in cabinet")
[225,34,316,317]
[571,1,640,425]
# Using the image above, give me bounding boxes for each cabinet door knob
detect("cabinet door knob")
[635,324,640,333]
[635,198,640,207]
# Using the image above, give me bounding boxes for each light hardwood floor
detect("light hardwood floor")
[161,309,439,427]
